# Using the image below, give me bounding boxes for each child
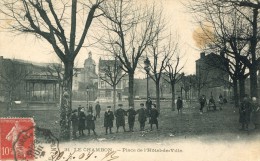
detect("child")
[86,110,97,135]
[70,109,79,139]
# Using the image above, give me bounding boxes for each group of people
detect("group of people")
[239,95,259,131]
[70,97,160,139]
[199,94,227,113]
[103,102,159,135]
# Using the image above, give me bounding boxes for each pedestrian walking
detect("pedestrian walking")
[251,97,260,129]
[115,104,126,133]
[146,97,153,116]
[126,106,137,132]
[137,103,147,131]
[199,95,207,114]
[70,109,79,139]
[104,106,114,134]
[95,101,101,118]
[176,97,183,114]
[78,108,86,136]
[239,95,252,131]
[149,104,159,130]
[86,110,97,135]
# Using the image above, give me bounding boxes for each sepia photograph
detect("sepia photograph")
[0,0,260,160]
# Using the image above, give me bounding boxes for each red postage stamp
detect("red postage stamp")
[0,118,35,161]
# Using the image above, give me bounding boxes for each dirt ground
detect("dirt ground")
[0,101,259,143]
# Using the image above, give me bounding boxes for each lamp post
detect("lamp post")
[144,57,151,101]
[86,86,89,108]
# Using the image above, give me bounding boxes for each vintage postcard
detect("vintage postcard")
[0,0,260,161]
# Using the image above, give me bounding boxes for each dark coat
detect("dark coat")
[115,108,126,127]
[104,111,114,127]
[251,102,260,124]
[95,104,101,113]
[199,97,206,106]
[177,99,183,110]
[70,113,78,131]
[137,108,147,123]
[146,100,153,114]
[149,108,159,124]
[127,108,137,123]
[86,114,96,130]
[78,111,86,130]
[239,98,252,124]
[88,105,93,113]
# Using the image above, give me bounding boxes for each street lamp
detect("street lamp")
[86,86,89,108]
[144,57,151,101]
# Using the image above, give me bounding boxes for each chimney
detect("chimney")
[200,52,205,58]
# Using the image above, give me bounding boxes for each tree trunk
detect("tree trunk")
[59,60,74,140]
[249,8,258,98]
[233,79,239,108]
[113,86,116,112]
[155,81,160,112]
[239,77,245,101]
[250,68,258,98]
[128,71,134,107]
[171,83,175,111]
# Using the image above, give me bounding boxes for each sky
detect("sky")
[0,0,201,77]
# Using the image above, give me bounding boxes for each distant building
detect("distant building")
[97,58,127,102]
[72,52,98,101]
[195,52,230,99]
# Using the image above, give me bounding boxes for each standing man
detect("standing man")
[239,95,252,131]
[104,106,114,135]
[176,97,183,114]
[86,110,97,136]
[149,104,159,131]
[88,103,93,114]
[146,97,153,116]
[137,103,147,131]
[115,104,126,133]
[126,106,137,132]
[70,109,79,139]
[78,108,86,136]
[95,101,101,118]
[251,97,259,129]
[219,94,224,110]
[199,95,207,114]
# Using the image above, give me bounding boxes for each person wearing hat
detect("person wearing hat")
[70,109,79,139]
[149,104,159,131]
[145,97,153,116]
[115,104,126,133]
[251,97,259,129]
[104,106,114,134]
[176,97,183,114]
[78,108,86,136]
[137,103,147,131]
[126,106,137,132]
[86,110,97,136]
[95,101,101,118]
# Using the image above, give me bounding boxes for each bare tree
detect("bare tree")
[98,0,162,107]
[99,58,126,112]
[0,0,104,139]
[147,33,175,111]
[187,0,251,106]
[164,56,183,111]
[0,59,31,109]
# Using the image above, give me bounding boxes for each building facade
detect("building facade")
[195,52,230,99]
[72,52,98,101]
